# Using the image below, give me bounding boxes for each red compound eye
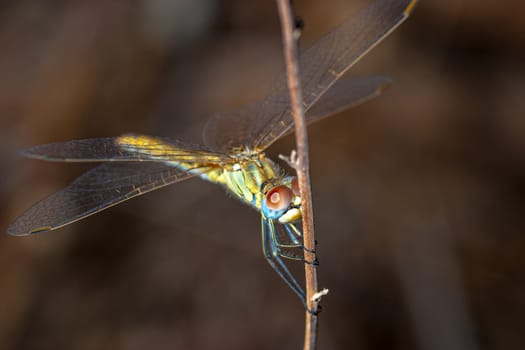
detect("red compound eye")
[265,185,293,211]
[291,177,300,196]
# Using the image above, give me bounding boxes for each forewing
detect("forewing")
[204,77,390,151]
[203,0,417,151]
[22,134,230,164]
[7,162,215,236]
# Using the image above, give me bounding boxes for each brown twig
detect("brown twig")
[275,1,321,349]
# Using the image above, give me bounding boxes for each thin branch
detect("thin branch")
[275,1,322,349]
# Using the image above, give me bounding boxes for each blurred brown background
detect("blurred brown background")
[1,0,524,349]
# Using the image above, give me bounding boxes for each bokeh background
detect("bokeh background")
[1,0,524,349]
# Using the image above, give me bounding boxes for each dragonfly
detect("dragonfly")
[7,0,417,306]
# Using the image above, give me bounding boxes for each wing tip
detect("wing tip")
[19,147,41,159]
[376,76,393,92]
[18,146,61,161]
[404,0,419,17]
[19,146,93,162]
[7,224,52,236]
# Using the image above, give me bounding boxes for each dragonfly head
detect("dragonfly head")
[261,177,302,223]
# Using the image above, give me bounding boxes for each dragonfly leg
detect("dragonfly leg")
[272,224,302,249]
[283,224,302,245]
[286,223,317,254]
[303,256,320,266]
[270,222,304,260]
[276,247,319,266]
[270,223,318,264]
[262,217,306,306]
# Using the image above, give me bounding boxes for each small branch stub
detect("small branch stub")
[311,288,329,303]
[278,150,299,169]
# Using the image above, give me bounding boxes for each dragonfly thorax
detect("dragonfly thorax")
[202,153,302,223]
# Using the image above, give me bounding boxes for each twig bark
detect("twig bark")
[275,1,321,349]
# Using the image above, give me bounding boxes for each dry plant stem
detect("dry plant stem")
[275,1,320,349]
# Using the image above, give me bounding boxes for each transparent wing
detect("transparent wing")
[22,134,230,164]
[280,76,391,139]
[203,0,417,151]
[204,76,391,151]
[7,162,216,236]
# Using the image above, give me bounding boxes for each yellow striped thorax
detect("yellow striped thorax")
[203,151,277,207]
[201,147,302,224]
